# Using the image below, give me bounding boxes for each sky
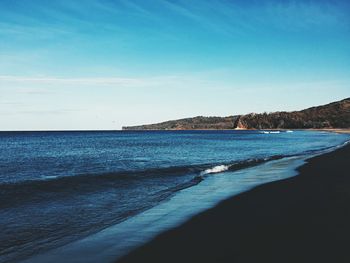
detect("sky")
[0,0,350,130]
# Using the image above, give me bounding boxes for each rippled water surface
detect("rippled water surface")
[0,130,349,262]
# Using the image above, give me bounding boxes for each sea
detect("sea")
[0,130,349,262]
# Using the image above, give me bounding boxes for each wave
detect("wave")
[260,130,281,134]
[0,155,287,209]
[0,155,286,189]
[201,165,229,175]
[336,139,350,148]
[260,130,295,134]
[2,141,348,210]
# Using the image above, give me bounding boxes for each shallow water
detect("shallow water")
[22,156,306,263]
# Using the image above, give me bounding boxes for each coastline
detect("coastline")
[15,131,350,263]
[118,143,350,263]
[21,154,310,263]
[308,128,350,134]
[120,128,350,133]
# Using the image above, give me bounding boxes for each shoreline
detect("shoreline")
[20,155,311,263]
[16,132,350,263]
[1,128,349,134]
[120,128,350,134]
[307,128,350,134]
[119,143,350,263]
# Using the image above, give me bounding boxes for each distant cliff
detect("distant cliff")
[122,98,350,130]
[123,116,239,130]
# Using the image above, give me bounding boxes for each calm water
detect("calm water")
[0,130,349,262]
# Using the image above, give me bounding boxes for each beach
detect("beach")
[1,1,349,262]
[20,154,306,263]
[118,143,350,263]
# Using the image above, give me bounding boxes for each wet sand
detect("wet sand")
[118,144,350,263]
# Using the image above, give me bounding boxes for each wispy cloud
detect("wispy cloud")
[14,88,54,95]
[0,75,143,86]
[1,0,348,46]
[0,108,85,116]
[0,101,24,106]
[262,1,349,30]
[159,0,349,34]
[16,109,84,115]
[0,74,213,89]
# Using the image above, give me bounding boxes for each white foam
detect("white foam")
[201,165,229,175]
[260,131,280,134]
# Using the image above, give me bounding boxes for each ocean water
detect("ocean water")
[0,130,349,262]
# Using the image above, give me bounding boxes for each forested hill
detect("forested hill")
[122,98,350,130]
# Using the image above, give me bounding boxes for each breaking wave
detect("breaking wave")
[201,165,229,175]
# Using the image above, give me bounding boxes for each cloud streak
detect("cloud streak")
[0,75,143,86]
[0,74,218,89]
[2,0,347,41]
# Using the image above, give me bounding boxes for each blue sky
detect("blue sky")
[0,0,349,130]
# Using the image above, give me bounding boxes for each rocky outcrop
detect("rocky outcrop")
[122,98,350,130]
[237,98,350,129]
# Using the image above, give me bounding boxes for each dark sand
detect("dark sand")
[118,144,350,263]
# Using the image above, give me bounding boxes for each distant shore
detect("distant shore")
[121,128,350,134]
[122,98,350,131]
[118,142,350,263]
[310,128,350,134]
